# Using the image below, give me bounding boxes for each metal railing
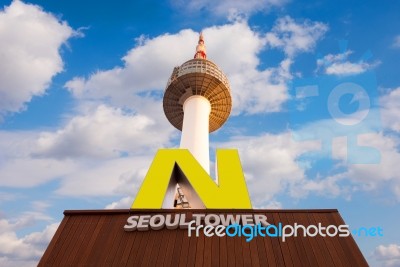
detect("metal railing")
[166,59,230,91]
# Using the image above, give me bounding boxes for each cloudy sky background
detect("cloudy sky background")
[0,0,400,266]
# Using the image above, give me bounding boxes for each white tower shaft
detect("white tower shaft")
[180,95,211,173]
[163,33,232,208]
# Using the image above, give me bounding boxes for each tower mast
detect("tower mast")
[163,33,232,207]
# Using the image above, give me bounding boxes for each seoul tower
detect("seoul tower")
[163,33,232,175]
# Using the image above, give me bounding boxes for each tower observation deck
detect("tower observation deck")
[163,33,232,174]
[163,59,232,132]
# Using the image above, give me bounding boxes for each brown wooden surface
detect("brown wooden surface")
[39,209,368,267]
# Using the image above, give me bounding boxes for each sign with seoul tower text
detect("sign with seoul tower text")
[132,149,252,209]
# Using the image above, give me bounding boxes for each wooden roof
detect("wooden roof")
[39,209,368,267]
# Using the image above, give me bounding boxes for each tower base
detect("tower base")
[39,209,368,266]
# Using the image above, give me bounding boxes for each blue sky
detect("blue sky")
[0,0,400,266]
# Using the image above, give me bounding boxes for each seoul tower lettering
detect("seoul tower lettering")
[131,33,252,209]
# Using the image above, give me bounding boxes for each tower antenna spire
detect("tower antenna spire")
[194,32,207,59]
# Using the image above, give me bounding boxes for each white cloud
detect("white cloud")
[0,128,77,188]
[0,133,150,195]
[291,111,400,201]
[65,29,196,108]
[392,35,400,48]
[215,132,320,207]
[171,0,289,18]
[228,58,291,114]
[0,257,37,267]
[0,202,57,265]
[35,104,400,203]
[0,0,75,117]
[294,173,350,199]
[380,87,400,132]
[0,157,77,187]
[317,51,375,76]
[2,87,398,202]
[291,112,381,160]
[0,192,18,202]
[373,244,400,267]
[34,105,174,159]
[0,5,337,208]
[105,196,134,209]
[28,104,175,196]
[325,61,371,76]
[0,104,173,191]
[31,201,51,212]
[66,19,325,115]
[55,156,150,196]
[265,16,328,57]
[344,133,400,194]
[314,88,400,199]
[256,200,282,209]
[204,23,292,114]
[0,219,58,266]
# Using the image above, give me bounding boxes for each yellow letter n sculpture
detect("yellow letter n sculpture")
[131,149,252,209]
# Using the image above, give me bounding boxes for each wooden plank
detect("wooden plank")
[90,214,118,266]
[225,231,235,267]
[186,233,198,267]
[119,223,138,266]
[203,229,212,267]
[170,229,185,267]
[134,232,154,266]
[233,235,244,266]
[241,231,253,266]
[95,214,125,265]
[279,212,304,266]
[40,209,368,267]
[211,231,220,267]
[218,232,228,267]
[161,227,178,266]
[308,213,341,266]
[178,230,192,267]
[38,215,69,266]
[247,233,260,267]
[255,234,269,267]
[105,215,130,266]
[53,214,84,264]
[292,212,324,267]
[194,230,205,267]
[271,213,293,266]
[148,228,170,266]
[138,228,160,266]
[315,212,351,266]
[62,208,339,215]
[76,215,102,265]
[241,231,258,266]
[80,215,107,265]
[303,212,335,267]
[65,215,90,265]
[262,213,281,267]
[285,213,316,266]
[329,212,368,266]
[126,230,145,265]
[111,217,133,267]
